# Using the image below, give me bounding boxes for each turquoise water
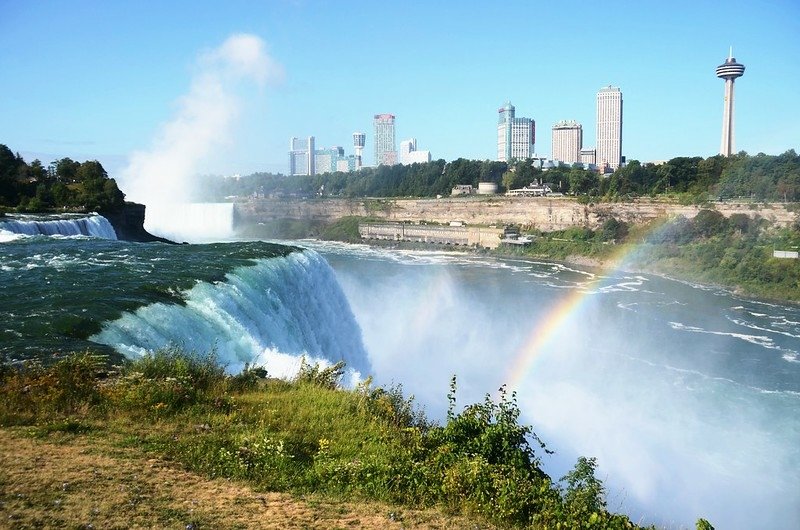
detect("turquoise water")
[0,231,368,376]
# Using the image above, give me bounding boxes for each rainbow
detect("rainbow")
[504,219,675,391]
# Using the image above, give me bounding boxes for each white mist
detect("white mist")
[119,34,281,243]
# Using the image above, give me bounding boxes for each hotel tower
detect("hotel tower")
[596,86,623,171]
[373,114,397,166]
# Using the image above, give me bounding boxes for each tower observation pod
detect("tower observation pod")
[716,49,745,156]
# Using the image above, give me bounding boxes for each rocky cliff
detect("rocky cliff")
[235,196,797,232]
[101,202,175,243]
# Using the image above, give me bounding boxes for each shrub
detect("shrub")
[420,378,554,526]
[111,347,227,415]
[0,352,108,424]
[598,217,629,242]
[692,209,728,238]
[293,358,345,389]
[357,378,429,429]
[227,364,269,393]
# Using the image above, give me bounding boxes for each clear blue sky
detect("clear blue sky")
[1,0,798,176]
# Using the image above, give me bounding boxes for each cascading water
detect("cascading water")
[90,249,369,379]
[0,215,117,240]
[143,202,235,243]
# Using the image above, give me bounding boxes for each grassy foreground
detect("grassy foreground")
[0,351,711,529]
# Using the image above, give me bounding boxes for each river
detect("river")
[1,216,798,528]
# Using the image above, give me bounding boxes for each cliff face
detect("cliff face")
[234,196,798,231]
[101,202,174,243]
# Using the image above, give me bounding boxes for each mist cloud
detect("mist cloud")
[120,34,281,205]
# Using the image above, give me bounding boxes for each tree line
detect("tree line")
[200,150,800,203]
[0,144,125,212]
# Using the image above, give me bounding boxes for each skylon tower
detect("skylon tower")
[716,48,745,156]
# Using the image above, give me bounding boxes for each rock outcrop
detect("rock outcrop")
[101,202,175,243]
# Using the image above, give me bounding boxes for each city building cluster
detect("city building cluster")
[289,53,743,177]
[288,114,431,176]
[497,86,624,173]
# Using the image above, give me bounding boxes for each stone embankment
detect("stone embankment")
[359,223,504,248]
[235,196,797,231]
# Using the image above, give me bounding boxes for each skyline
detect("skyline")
[1,1,798,178]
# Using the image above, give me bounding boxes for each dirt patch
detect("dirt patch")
[0,428,486,529]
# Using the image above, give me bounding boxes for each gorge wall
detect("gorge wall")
[235,196,798,232]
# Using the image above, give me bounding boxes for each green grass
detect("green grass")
[0,349,694,529]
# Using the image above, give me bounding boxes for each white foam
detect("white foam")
[0,215,117,240]
[91,249,370,376]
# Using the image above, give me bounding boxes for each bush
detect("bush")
[227,364,268,393]
[357,379,429,430]
[692,209,728,238]
[598,218,629,242]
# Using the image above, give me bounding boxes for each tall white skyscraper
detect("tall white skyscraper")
[596,86,623,171]
[551,120,583,164]
[288,136,315,176]
[497,102,535,162]
[373,114,397,166]
[716,50,745,156]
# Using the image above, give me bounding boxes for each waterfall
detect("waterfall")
[0,215,117,240]
[91,249,370,379]
[143,202,235,243]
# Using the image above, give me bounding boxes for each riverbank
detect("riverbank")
[239,214,800,303]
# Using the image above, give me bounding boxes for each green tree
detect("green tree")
[54,157,80,183]
[562,456,606,516]
[51,182,75,208]
[568,168,598,195]
[696,518,715,530]
[0,144,21,205]
[692,209,728,238]
[76,160,108,182]
[598,217,628,242]
[502,171,516,191]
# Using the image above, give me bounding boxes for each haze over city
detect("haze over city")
[1,0,798,176]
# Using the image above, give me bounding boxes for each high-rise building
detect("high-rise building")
[374,114,397,166]
[314,146,359,174]
[288,136,315,176]
[353,132,365,169]
[716,49,745,156]
[596,87,623,171]
[579,148,596,166]
[551,120,583,165]
[497,102,535,162]
[399,138,432,165]
[290,137,361,176]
